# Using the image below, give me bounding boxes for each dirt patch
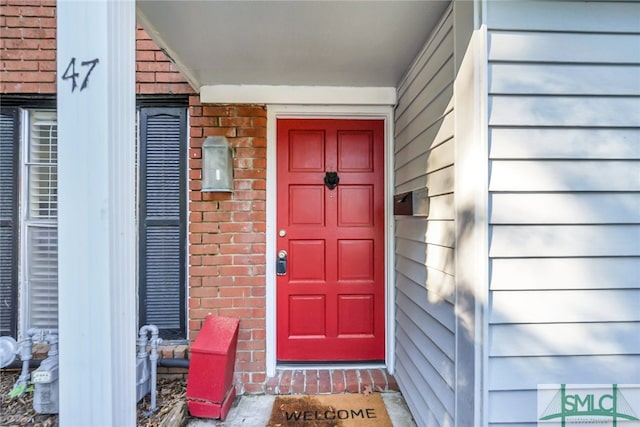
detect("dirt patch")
[1,370,186,427]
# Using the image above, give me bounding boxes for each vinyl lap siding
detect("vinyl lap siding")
[486,2,640,426]
[394,6,456,427]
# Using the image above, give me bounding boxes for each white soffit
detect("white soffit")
[200,85,397,105]
[136,1,450,91]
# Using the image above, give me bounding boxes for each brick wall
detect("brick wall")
[135,26,193,95]
[1,0,193,95]
[188,99,268,394]
[0,0,57,93]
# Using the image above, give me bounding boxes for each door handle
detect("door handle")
[276,250,287,276]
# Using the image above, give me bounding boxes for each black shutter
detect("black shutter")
[139,107,187,340]
[0,107,19,337]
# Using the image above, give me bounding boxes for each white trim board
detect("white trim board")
[201,85,397,106]
[265,104,396,377]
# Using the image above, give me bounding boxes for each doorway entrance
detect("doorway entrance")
[276,119,385,361]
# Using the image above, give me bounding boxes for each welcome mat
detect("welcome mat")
[268,393,393,427]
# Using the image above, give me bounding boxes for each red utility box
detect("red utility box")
[186,315,240,420]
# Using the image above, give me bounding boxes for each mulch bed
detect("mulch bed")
[1,370,187,427]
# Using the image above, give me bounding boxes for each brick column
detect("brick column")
[188,100,267,394]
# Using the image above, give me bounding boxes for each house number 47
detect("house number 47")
[62,57,99,93]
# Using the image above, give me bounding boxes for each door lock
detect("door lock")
[276,250,287,276]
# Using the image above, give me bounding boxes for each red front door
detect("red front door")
[276,119,385,361]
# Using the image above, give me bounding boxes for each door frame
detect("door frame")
[265,104,395,376]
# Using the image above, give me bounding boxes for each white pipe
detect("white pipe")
[149,333,161,412]
[138,325,161,413]
[17,336,33,387]
[45,332,58,357]
[137,329,148,359]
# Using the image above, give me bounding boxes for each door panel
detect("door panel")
[338,186,373,226]
[290,186,324,225]
[289,240,325,281]
[277,119,385,361]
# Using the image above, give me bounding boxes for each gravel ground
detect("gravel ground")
[0,370,187,427]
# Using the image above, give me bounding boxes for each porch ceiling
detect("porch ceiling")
[136,1,450,92]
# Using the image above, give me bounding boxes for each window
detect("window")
[23,110,58,330]
[0,103,187,339]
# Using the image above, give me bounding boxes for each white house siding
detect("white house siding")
[394,5,456,427]
[486,2,640,426]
